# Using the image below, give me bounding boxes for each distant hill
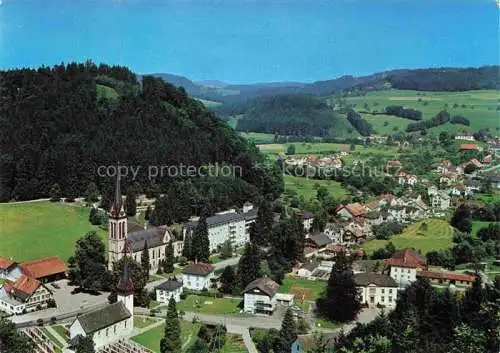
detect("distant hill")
[146,66,499,105]
[230,94,346,137]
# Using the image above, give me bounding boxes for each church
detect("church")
[69,264,134,349]
[107,174,174,271]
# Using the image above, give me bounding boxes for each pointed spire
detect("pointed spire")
[115,162,122,208]
[117,262,134,295]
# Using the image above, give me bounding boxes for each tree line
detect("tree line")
[0,62,280,205]
[345,109,374,136]
[384,105,422,121]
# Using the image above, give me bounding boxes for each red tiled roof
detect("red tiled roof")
[0,257,15,270]
[377,193,395,203]
[12,274,41,295]
[365,201,379,211]
[182,262,215,276]
[459,144,478,151]
[345,203,366,217]
[417,270,475,283]
[20,256,66,279]
[385,248,426,268]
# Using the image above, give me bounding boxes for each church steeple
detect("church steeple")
[117,263,134,318]
[108,167,128,270]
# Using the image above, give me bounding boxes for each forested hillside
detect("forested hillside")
[0,62,283,213]
[227,94,341,137]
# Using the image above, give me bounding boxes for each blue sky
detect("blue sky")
[0,0,498,83]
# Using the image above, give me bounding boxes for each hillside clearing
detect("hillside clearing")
[283,175,348,200]
[362,219,454,255]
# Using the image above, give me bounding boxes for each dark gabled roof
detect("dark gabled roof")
[309,233,332,247]
[300,261,320,272]
[126,226,169,252]
[243,207,258,221]
[243,277,280,297]
[182,262,215,276]
[354,273,398,287]
[156,280,183,292]
[76,302,131,334]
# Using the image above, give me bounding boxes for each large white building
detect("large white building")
[69,264,134,350]
[354,273,398,309]
[182,203,258,252]
[243,277,280,315]
[385,249,427,287]
[107,174,174,271]
[181,263,215,291]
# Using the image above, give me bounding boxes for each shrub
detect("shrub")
[36,318,44,326]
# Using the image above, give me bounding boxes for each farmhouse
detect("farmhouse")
[19,256,66,283]
[243,277,280,315]
[304,232,332,250]
[455,132,475,141]
[0,274,53,315]
[297,211,314,230]
[416,270,476,288]
[181,262,215,291]
[155,278,183,303]
[377,193,396,207]
[0,257,21,281]
[336,203,367,220]
[385,248,427,287]
[296,261,320,278]
[323,222,344,244]
[69,264,134,350]
[459,143,479,152]
[355,273,398,309]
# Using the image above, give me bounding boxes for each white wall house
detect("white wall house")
[181,263,215,291]
[385,248,427,288]
[69,264,134,350]
[243,277,280,315]
[0,275,53,315]
[156,279,183,303]
[354,273,398,309]
[0,257,22,281]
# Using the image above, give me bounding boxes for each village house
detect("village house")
[440,172,459,186]
[181,262,215,291]
[19,256,67,283]
[0,257,22,281]
[459,143,479,152]
[323,222,344,244]
[450,184,471,198]
[385,248,427,287]
[396,171,418,186]
[355,273,398,309]
[0,274,54,315]
[336,203,367,220]
[377,193,397,208]
[304,232,332,250]
[243,277,280,315]
[296,261,320,278]
[155,278,183,303]
[455,132,475,141]
[428,186,451,211]
[297,211,314,231]
[69,264,134,350]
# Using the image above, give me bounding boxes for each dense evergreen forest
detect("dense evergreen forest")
[228,94,339,137]
[0,62,283,210]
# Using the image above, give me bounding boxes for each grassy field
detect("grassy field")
[362,219,454,255]
[220,334,248,353]
[96,84,119,100]
[132,321,200,352]
[239,132,275,144]
[176,295,242,314]
[475,190,500,204]
[134,316,161,329]
[51,325,68,340]
[278,276,326,301]
[283,175,348,200]
[42,328,63,349]
[343,89,500,134]
[0,201,107,262]
[257,142,400,158]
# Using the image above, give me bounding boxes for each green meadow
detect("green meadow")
[362,219,454,255]
[96,84,119,100]
[283,175,348,200]
[343,89,500,135]
[132,322,200,352]
[0,201,107,262]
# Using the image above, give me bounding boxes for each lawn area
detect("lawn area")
[134,316,161,329]
[344,89,500,134]
[475,190,500,205]
[42,327,63,348]
[176,295,242,314]
[283,175,348,200]
[220,334,248,353]
[51,325,68,340]
[471,221,492,237]
[96,84,119,100]
[148,274,165,283]
[278,276,326,301]
[0,201,107,262]
[314,316,343,330]
[239,132,275,144]
[132,321,200,352]
[362,219,454,255]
